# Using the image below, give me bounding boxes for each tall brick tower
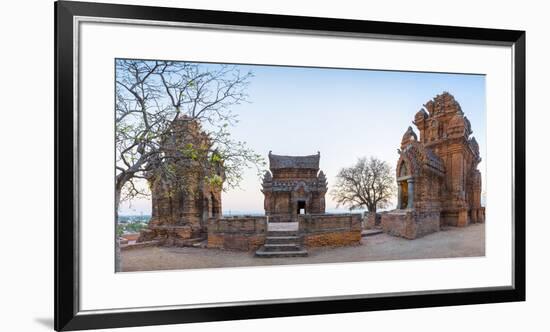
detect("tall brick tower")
[412,92,484,226]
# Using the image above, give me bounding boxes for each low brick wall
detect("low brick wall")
[304,231,362,247]
[207,216,267,251]
[122,233,140,241]
[121,240,160,251]
[207,214,362,250]
[365,212,381,229]
[415,211,441,237]
[298,214,362,247]
[381,210,440,239]
[137,225,194,246]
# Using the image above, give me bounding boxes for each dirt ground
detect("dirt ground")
[121,223,485,272]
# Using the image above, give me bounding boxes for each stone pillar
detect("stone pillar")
[471,209,478,223]
[407,178,415,209]
[457,209,468,227]
[397,181,402,209]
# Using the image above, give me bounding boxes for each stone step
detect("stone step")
[191,239,208,248]
[361,230,384,237]
[267,222,298,232]
[266,231,299,237]
[180,237,206,245]
[265,236,300,244]
[263,243,301,252]
[255,248,308,258]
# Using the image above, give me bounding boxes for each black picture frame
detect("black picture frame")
[54,1,525,331]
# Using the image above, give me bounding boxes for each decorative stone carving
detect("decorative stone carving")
[401,126,418,148]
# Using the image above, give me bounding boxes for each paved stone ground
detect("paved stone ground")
[267,222,299,231]
[121,223,485,272]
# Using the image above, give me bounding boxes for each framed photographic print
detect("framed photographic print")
[55,1,525,330]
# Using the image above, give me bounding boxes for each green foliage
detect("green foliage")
[117,222,148,235]
[205,174,224,189]
[211,152,222,163]
[116,224,124,237]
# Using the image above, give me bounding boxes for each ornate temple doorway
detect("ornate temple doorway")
[297,200,306,214]
[397,160,414,209]
[399,181,408,209]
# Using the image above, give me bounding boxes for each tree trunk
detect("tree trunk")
[367,202,377,214]
[115,173,132,272]
[114,187,122,272]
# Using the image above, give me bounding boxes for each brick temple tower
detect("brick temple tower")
[382,92,485,239]
[411,92,484,226]
[261,151,327,221]
[138,116,224,244]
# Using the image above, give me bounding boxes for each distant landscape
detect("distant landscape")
[117,215,150,235]
[117,207,368,224]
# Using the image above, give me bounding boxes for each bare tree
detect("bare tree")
[331,157,395,213]
[114,59,264,271]
[152,61,264,189]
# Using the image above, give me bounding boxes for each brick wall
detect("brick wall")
[207,213,363,250]
[365,212,381,229]
[304,231,361,247]
[380,210,440,239]
[137,225,195,246]
[207,216,267,251]
[299,213,362,247]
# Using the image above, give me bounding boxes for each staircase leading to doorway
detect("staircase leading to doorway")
[255,222,308,258]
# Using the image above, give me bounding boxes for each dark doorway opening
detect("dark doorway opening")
[400,181,408,209]
[211,194,220,217]
[297,200,306,214]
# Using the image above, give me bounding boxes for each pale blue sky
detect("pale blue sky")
[119,63,486,216]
